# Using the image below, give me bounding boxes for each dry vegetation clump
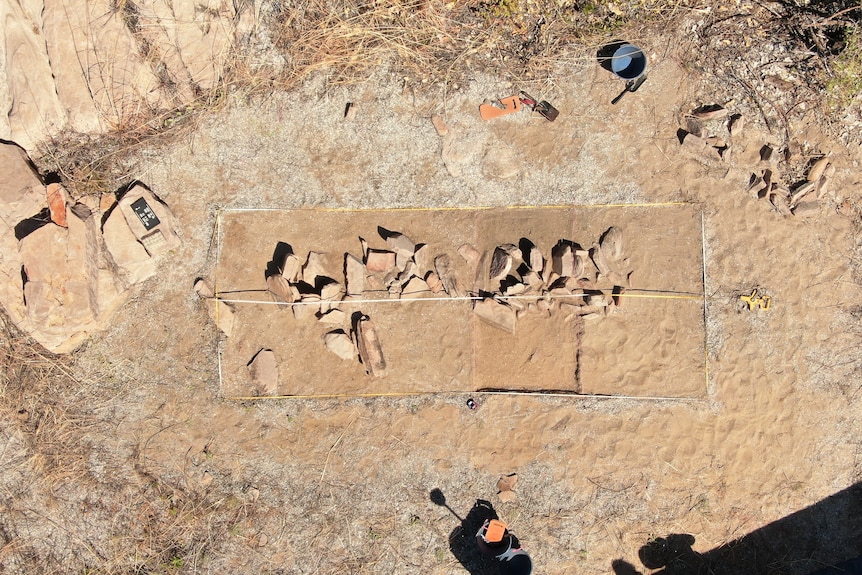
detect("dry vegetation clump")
[264,0,695,86]
[687,0,862,140]
[0,312,267,573]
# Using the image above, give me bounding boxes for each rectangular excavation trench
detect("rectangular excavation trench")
[214,205,706,399]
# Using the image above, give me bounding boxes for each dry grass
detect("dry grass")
[0,311,269,573]
[34,0,703,198]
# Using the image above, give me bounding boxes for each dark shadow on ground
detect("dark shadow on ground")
[596,40,626,73]
[612,482,862,575]
[431,489,501,575]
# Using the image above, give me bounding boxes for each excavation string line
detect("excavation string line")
[215,290,703,306]
[701,210,710,396]
[217,201,690,213]
[221,390,703,402]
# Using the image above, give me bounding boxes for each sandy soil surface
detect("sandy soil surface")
[215,204,704,398]
[7,31,862,575]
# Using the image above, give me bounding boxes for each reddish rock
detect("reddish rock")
[366,250,396,272]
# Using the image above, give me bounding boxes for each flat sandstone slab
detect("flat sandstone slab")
[215,206,705,397]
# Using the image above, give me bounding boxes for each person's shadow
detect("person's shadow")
[612,534,707,575]
[431,489,501,575]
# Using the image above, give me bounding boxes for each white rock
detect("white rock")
[324,330,356,361]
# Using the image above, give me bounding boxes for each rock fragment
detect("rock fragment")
[552,243,575,277]
[691,105,728,120]
[816,165,836,199]
[293,295,319,320]
[413,244,430,273]
[0,141,46,228]
[792,201,820,218]
[281,254,301,282]
[807,157,830,182]
[248,349,278,395]
[113,184,181,256]
[324,330,356,360]
[590,244,611,278]
[489,247,513,282]
[345,254,366,296]
[523,271,544,291]
[385,233,416,258]
[600,227,623,260]
[194,278,215,299]
[206,299,236,336]
[366,250,397,273]
[266,274,296,303]
[458,243,481,265]
[303,252,328,284]
[354,315,387,376]
[473,298,516,333]
[680,132,723,162]
[319,281,344,313]
[790,181,816,208]
[46,183,69,227]
[728,114,745,137]
[425,272,443,293]
[318,309,347,324]
[434,254,464,297]
[528,245,543,272]
[431,114,449,136]
[402,276,432,299]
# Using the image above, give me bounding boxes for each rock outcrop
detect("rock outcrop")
[0,0,258,151]
[0,141,179,352]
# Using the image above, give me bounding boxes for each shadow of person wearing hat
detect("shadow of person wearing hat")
[475,515,534,575]
[431,490,533,575]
